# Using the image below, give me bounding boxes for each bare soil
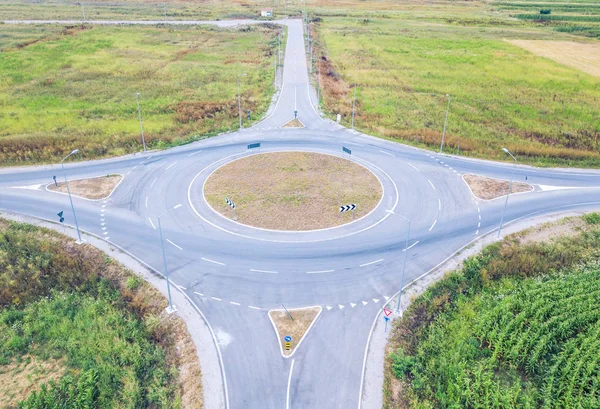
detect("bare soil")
[269,307,321,357]
[282,118,304,128]
[0,356,67,407]
[48,174,122,200]
[463,173,533,200]
[204,152,382,230]
[507,40,600,78]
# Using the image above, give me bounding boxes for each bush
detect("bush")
[584,212,600,225]
[390,349,414,379]
[540,9,552,14]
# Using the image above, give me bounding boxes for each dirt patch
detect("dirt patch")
[507,40,600,79]
[516,215,584,246]
[268,306,321,357]
[174,101,237,124]
[0,355,68,407]
[203,152,383,230]
[47,174,122,200]
[282,118,304,128]
[463,173,533,200]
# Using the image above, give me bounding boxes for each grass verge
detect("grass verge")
[47,174,122,200]
[0,218,202,408]
[383,212,600,408]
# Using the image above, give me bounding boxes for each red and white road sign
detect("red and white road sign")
[383,308,392,317]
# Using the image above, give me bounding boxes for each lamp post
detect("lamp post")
[136,93,147,152]
[439,94,451,154]
[351,81,357,130]
[237,73,247,129]
[157,204,183,313]
[76,2,86,22]
[385,210,412,315]
[60,149,83,244]
[497,148,517,239]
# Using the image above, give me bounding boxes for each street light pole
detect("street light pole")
[439,94,451,154]
[497,148,517,239]
[60,149,83,244]
[237,73,247,129]
[136,93,147,152]
[386,210,411,314]
[351,82,357,130]
[157,204,182,313]
[80,3,86,22]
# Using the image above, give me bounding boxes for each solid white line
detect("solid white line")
[194,292,204,296]
[306,269,334,274]
[360,259,383,267]
[188,150,201,156]
[148,217,156,229]
[250,269,278,274]
[428,180,436,190]
[165,161,178,170]
[378,149,395,157]
[145,196,148,209]
[248,306,261,310]
[202,257,225,266]
[438,199,442,211]
[286,359,295,409]
[150,178,158,188]
[407,163,420,172]
[166,239,182,250]
[429,220,437,232]
[230,301,241,306]
[403,241,419,252]
[211,297,222,301]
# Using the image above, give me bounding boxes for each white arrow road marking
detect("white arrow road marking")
[101,223,105,226]
[12,184,43,190]
[101,218,105,222]
[384,296,390,300]
[326,306,332,311]
[350,303,357,308]
[362,301,368,306]
[102,227,107,231]
[166,239,182,250]
[103,232,108,235]
[373,298,380,303]
[338,304,345,309]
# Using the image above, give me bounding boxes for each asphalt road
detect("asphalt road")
[2,18,600,409]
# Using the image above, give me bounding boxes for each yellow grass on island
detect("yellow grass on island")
[507,40,600,79]
[0,356,67,407]
[282,118,305,128]
[48,174,122,200]
[268,306,322,357]
[203,152,383,230]
[463,174,533,201]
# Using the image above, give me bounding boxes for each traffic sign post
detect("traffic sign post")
[285,341,291,351]
[53,175,58,187]
[343,146,351,155]
[384,315,390,332]
[284,335,292,342]
[340,204,357,219]
[225,197,237,220]
[57,211,64,223]
[383,308,392,317]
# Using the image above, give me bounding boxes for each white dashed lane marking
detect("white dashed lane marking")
[359,259,384,267]
[428,180,436,190]
[166,239,182,250]
[306,269,334,274]
[429,220,437,232]
[250,269,278,274]
[202,257,225,266]
[148,217,156,229]
[165,161,178,170]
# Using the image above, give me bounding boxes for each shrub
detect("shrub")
[540,9,551,14]
[390,349,414,379]
[584,212,600,225]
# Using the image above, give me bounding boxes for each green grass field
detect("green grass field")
[313,15,600,167]
[385,213,600,408]
[0,23,281,165]
[0,218,201,408]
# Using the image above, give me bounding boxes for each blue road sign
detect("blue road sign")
[343,146,351,155]
[284,335,292,342]
[383,316,390,322]
[57,211,64,223]
[248,142,261,150]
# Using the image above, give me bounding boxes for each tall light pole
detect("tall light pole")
[76,2,86,22]
[386,210,411,315]
[237,73,247,129]
[157,204,183,313]
[497,148,517,239]
[60,149,83,244]
[163,3,167,22]
[136,93,147,152]
[439,94,451,154]
[351,81,357,130]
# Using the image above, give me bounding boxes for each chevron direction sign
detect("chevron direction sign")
[339,204,356,213]
[248,142,261,150]
[225,197,236,209]
[343,146,351,155]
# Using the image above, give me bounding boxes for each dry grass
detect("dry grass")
[0,356,67,407]
[203,152,382,230]
[282,118,305,128]
[463,174,533,200]
[47,174,122,200]
[268,307,321,357]
[517,216,585,246]
[507,40,600,78]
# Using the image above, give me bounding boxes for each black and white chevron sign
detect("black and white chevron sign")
[339,204,356,213]
[225,197,236,209]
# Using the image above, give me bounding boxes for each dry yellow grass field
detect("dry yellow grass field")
[204,152,382,230]
[48,174,122,200]
[463,174,533,200]
[507,40,600,78]
[269,307,321,356]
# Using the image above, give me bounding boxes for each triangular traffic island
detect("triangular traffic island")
[281,118,305,128]
[47,174,123,200]
[462,173,533,201]
[268,306,322,357]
